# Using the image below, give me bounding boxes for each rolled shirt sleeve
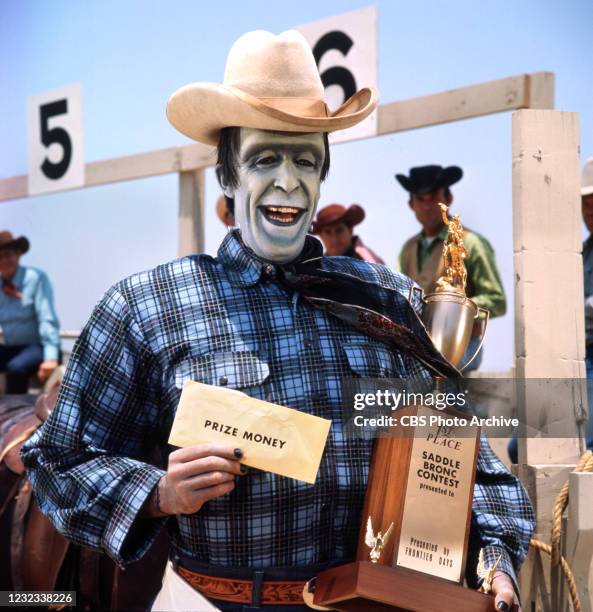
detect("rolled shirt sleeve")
[34,270,61,361]
[22,285,168,567]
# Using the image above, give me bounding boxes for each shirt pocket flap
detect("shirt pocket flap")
[174,350,270,390]
[343,343,403,378]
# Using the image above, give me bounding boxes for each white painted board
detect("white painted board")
[297,5,378,144]
[27,83,85,195]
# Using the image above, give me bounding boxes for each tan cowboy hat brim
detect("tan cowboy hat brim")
[167,84,377,146]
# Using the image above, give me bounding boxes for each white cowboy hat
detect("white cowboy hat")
[166,29,378,146]
[582,157,593,197]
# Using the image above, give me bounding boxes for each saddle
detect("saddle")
[0,387,169,609]
[0,386,56,475]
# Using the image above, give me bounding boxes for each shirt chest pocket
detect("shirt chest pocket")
[343,343,405,379]
[174,350,270,396]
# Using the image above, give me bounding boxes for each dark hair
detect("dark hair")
[215,127,331,214]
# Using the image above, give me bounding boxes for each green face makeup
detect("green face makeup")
[227,128,325,263]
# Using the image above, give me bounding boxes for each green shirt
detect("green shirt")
[397,225,506,318]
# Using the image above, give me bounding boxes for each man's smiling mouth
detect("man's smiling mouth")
[260,206,306,226]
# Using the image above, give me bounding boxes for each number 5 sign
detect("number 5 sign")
[297,5,378,144]
[27,83,85,195]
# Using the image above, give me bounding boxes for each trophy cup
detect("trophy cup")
[309,205,499,612]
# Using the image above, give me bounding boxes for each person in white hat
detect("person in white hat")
[581,157,593,450]
[23,30,531,611]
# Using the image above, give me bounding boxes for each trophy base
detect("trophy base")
[313,561,495,612]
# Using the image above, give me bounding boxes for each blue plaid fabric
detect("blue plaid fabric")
[22,230,534,590]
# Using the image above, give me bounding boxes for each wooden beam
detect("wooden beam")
[378,71,553,135]
[0,143,215,202]
[0,72,553,203]
[178,169,205,257]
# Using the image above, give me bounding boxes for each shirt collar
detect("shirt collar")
[418,224,448,246]
[2,266,24,287]
[217,229,324,287]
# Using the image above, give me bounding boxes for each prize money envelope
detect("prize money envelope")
[169,381,332,484]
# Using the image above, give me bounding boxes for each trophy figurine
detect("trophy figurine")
[411,203,489,371]
[310,206,497,612]
[410,204,490,370]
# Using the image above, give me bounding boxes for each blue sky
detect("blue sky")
[1,0,592,370]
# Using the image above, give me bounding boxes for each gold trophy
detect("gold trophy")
[310,205,498,612]
[411,204,489,370]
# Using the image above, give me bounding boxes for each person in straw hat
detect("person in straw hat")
[23,30,532,611]
[0,231,60,393]
[312,203,384,263]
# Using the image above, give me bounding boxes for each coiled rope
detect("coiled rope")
[528,450,593,612]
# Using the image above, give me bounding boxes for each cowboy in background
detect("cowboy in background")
[312,203,384,263]
[0,232,60,394]
[396,165,506,370]
[580,157,593,451]
[216,193,235,227]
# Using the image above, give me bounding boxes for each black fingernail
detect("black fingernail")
[240,464,248,474]
[234,448,243,459]
[497,602,509,611]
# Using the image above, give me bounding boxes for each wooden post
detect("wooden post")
[178,169,205,257]
[513,109,589,610]
[560,472,593,612]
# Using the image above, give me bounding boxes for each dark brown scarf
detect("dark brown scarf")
[277,239,460,379]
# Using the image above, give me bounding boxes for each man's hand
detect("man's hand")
[491,571,520,611]
[37,360,58,382]
[144,444,245,518]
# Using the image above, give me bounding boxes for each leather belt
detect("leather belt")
[175,564,306,605]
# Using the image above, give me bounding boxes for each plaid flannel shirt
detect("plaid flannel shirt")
[22,230,534,590]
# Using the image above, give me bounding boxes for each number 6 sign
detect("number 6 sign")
[27,83,85,195]
[297,6,378,144]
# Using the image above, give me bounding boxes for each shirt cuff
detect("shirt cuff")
[104,465,168,568]
[480,544,519,602]
[43,344,60,361]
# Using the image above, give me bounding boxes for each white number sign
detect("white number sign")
[297,6,378,144]
[27,83,85,195]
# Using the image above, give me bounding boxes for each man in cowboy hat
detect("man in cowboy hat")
[396,165,506,370]
[0,231,60,394]
[23,30,531,611]
[312,203,384,263]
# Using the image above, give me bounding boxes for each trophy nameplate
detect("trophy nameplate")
[311,205,501,612]
[394,405,479,582]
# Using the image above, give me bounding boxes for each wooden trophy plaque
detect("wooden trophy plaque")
[313,405,496,612]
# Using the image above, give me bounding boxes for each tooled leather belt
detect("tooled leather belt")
[171,553,342,606]
[175,565,306,605]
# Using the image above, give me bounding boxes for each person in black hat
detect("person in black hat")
[0,231,60,393]
[395,165,506,370]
